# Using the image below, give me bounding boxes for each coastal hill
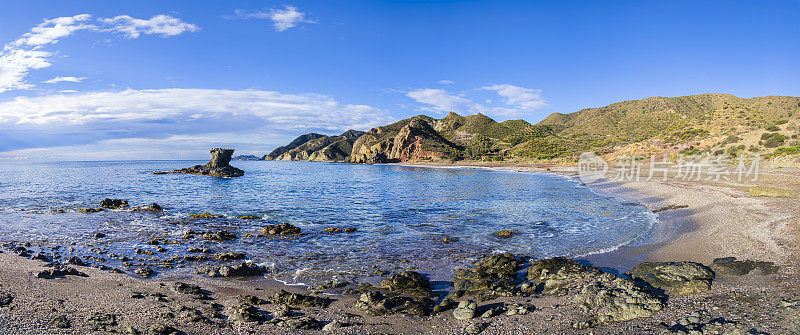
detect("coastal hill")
[262,94,800,163]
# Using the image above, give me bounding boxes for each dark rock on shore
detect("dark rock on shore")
[452,253,522,299]
[51,315,71,328]
[626,261,715,295]
[135,267,156,278]
[525,257,604,294]
[0,292,13,307]
[159,148,244,178]
[37,265,88,279]
[354,290,433,316]
[381,271,432,296]
[453,300,477,319]
[273,290,333,308]
[227,304,267,323]
[87,312,117,331]
[711,257,779,276]
[148,324,184,335]
[197,262,266,277]
[260,223,301,235]
[573,274,665,323]
[100,198,129,209]
[664,310,750,334]
[172,282,212,299]
[275,316,322,330]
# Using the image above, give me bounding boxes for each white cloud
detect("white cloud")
[0,88,391,152]
[482,84,548,110]
[44,76,87,84]
[406,84,548,118]
[232,6,315,31]
[100,15,200,38]
[406,88,486,114]
[438,80,454,85]
[0,14,198,92]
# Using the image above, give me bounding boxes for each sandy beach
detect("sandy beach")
[1,163,799,334]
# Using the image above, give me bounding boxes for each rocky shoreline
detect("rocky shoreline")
[1,165,800,333]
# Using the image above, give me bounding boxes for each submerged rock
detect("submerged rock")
[132,203,163,212]
[381,271,431,296]
[100,198,129,209]
[273,290,333,308]
[201,231,237,241]
[452,253,522,299]
[354,291,433,316]
[711,257,779,276]
[494,230,519,238]
[260,223,301,235]
[159,148,244,178]
[626,261,715,295]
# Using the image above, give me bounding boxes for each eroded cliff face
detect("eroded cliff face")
[350,117,460,163]
[272,130,365,162]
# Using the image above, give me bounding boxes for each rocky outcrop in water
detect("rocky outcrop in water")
[159,148,244,178]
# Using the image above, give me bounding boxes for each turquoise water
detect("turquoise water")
[0,160,655,282]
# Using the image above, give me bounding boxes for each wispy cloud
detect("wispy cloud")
[232,5,316,31]
[0,88,391,152]
[0,14,198,92]
[406,83,548,118]
[481,84,548,110]
[438,80,454,85]
[406,88,485,114]
[44,76,87,84]
[100,15,200,38]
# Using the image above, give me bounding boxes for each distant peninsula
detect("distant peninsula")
[257,94,800,164]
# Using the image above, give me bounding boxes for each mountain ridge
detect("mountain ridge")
[259,94,800,163]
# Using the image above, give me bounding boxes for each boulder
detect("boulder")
[380,271,431,296]
[226,304,266,323]
[711,257,779,276]
[525,257,604,294]
[273,290,333,308]
[354,291,433,316]
[37,265,88,279]
[453,300,477,320]
[626,261,715,295]
[452,253,522,299]
[572,275,665,323]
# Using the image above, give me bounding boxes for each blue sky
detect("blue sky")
[1,0,798,160]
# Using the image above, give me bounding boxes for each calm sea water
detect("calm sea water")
[0,160,656,283]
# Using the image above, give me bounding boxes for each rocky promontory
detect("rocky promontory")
[156,148,244,178]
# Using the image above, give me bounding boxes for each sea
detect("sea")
[0,160,657,284]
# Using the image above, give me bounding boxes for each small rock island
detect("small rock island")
[156,148,244,178]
